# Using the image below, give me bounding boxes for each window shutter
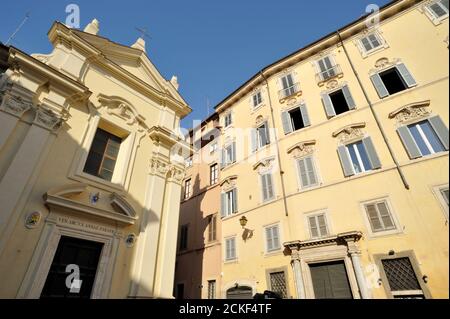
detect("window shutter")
[305,156,318,186]
[377,202,395,229]
[232,188,238,213]
[361,37,373,51]
[397,126,422,159]
[220,149,225,169]
[428,115,449,150]
[261,174,268,201]
[366,204,383,231]
[308,216,319,238]
[281,111,292,134]
[298,158,309,188]
[300,104,311,127]
[342,85,356,109]
[321,93,336,117]
[272,226,279,249]
[317,214,328,237]
[266,174,274,199]
[251,128,257,152]
[266,228,273,251]
[231,141,236,163]
[362,137,381,169]
[264,121,270,144]
[230,238,236,259]
[396,63,416,87]
[220,193,227,218]
[370,73,389,98]
[337,145,354,177]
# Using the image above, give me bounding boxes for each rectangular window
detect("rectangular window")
[278,73,299,99]
[265,225,281,252]
[252,91,263,108]
[321,85,355,117]
[397,116,448,159]
[209,142,218,154]
[297,156,318,189]
[346,141,373,174]
[269,271,288,298]
[210,163,219,185]
[281,104,311,134]
[428,0,449,19]
[207,280,216,299]
[407,120,446,156]
[317,56,338,81]
[184,179,192,199]
[257,122,270,148]
[261,173,275,202]
[225,237,236,260]
[221,189,238,217]
[371,63,416,98]
[224,113,232,127]
[440,187,449,207]
[179,225,188,251]
[221,142,236,168]
[338,137,381,177]
[308,214,329,238]
[364,200,396,233]
[381,257,425,298]
[360,33,382,53]
[83,128,122,181]
[208,214,217,242]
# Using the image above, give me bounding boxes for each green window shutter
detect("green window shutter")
[362,136,381,169]
[281,111,292,134]
[370,73,389,98]
[428,115,449,150]
[397,126,422,159]
[342,85,356,109]
[300,104,311,127]
[308,216,319,238]
[366,204,383,232]
[337,145,354,177]
[321,92,336,117]
[396,63,416,87]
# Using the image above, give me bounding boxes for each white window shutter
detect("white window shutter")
[305,156,318,186]
[221,193,227,218]
[362,137,381,169]
[397,126,422,159]
[342,85,356,109]
[317,214,328,236]
[281,111,292,134]
[366,204,383,231]
[396,63,417,87]
[377,202,395,229]
[251,128,257,153]
[266,174,274,199]
[298,158,309,188]
[370,73,389,98]
[300,104,311,127]
[231,141,236,163]
[232,188,238,213]
[308,216,319,238]
[337,145,354,177]
[261,175,268,201]
[428,115,449,150]
[321,93,336,117]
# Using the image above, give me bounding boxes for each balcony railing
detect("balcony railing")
[316,64,342,83]
[278,82,301,100]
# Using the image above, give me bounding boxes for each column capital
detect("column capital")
[167,164,185,185]
[0,87,34,118]
[33,107,65,132]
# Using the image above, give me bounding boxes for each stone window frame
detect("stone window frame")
[224,235,238,263]
[253,156,277,204]
[265,266,291,299]
[359,196,403,239]
[263,222,283,255]
[431,183,449,221]
[420,0,449,25]
[373,250,432,299]
[287,140,322,192]
[303,209,333,240]
[354,28,389,58]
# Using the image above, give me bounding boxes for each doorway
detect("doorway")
[40,236,104,298]
[310,260,353,299]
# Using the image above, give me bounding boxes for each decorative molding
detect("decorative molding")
[287,140,316,158]
[33,107,64,131]
[25,211,42,229]
[283,231,362,251]
[110,193,136,217]
[372,57,400,73]
[252,156,276,172]
[98,94,148,130]
[388,100,431,124]
[220,175,238,191]
[150,156,171,178]
[167,165,185,184]
[0,92,34,117]
[255,115,267,126]
[332,123,366,143]
[325,79,339,90]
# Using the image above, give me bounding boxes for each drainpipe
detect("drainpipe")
[260,71,290,216]
[336,31,410,190]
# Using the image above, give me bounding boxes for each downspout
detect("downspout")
[260,71,290,216]
[336,31,410,190]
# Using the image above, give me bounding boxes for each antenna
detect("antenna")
[135,27,151,40]
[6,12,31,45]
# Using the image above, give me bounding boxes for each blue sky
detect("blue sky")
[1,0,391,128]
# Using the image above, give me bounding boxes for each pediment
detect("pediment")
[44,183,137,225]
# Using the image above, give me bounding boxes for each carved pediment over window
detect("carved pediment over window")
[44,183,137,225]
[255,115,267,126]
[97,94,147,130]
[252,156,276,173]
[373,57,400,72]
[287,140,316,158]
[326,79,339,90]
[388,100,431,124]
[220,175,238,192]
[332,123,366,143]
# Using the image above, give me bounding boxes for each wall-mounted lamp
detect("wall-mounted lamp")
[239,216,248,229]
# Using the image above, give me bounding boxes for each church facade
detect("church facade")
[0,19,190,298]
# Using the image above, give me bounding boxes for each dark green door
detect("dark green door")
[40,236,104,298]
[310,260,353,299]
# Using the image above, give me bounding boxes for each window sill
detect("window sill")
[251,103,266,113]
[221,212,239,221]
[365,228,404,240]
[264,249,283,257]
[224,259,238,264]
[361,43,389,59]
[70,171,126,194]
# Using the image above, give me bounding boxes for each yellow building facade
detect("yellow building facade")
[186,0,448,299]
[0,19,190,298]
